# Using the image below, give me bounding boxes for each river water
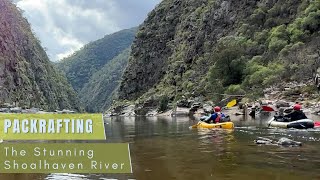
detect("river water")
[1,114,320,180]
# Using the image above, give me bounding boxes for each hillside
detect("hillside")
[0,0,81,111]
[79,49,130,112]
[117,0,320,113]
[56,28,136,92]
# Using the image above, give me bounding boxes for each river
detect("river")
[1,114,320,180]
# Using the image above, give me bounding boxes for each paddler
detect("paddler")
[283,104,307,122]
[203,106,226,124]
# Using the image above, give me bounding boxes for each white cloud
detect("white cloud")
[16,0,160,61]
[55,30,84,60]
[57,48,77,60]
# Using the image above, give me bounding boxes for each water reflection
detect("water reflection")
[1,115,320,180]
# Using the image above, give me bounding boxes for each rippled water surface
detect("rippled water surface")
[1,114,320,180]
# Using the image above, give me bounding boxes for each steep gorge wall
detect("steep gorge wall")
[119,0,259,100]
[0,0,81,111]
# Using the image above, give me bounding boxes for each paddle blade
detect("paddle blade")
[261,105,275,112]
[226,99,237,108]
[315,121,320,128]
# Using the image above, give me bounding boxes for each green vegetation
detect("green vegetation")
[79,49,130,112]
[208,36,249,87]
[0,0,81,111]
[205,0,320,100]
[158,95,169,112]
[57,28,136,92]
[118,0,320,107]
[56,28,136,112]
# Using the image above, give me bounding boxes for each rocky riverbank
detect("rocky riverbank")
[257,81,320,115]
[106,80,320,117]
[0,103,76,114]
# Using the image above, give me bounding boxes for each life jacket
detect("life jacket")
[215,113,222,123]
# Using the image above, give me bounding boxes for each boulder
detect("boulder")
[121,105,136,116]
[157,110,173,116]
[238,102,243,109]
[190,102,202,112]
[202,104,213,113]
[30,108,40,113]
[0,108,9,113]
[235,112,244,116]
[61,109,75,114]
[277,138,302,146]
[172,107,190,116]
[10,107,22,113]
[275,100,290,108]
[146,109,158,116]
[255,140,273,145]
[177,99,191,108]
[254,137,302,146]
[194,108,205,115]
[254,137,274,145]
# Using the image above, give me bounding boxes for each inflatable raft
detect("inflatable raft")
[268,117,314,129]
[191,121,234,129]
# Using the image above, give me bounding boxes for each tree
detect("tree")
[208,36,247,86]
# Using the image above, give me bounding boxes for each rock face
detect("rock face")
[0,0,81,111]
[119,0,257,100]
[116,0,320,113]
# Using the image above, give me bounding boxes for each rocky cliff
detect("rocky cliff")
[117,0,320,113]
[0,0,81,111]
[119,0,258,100]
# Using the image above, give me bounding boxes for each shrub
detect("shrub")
[286,18,305,42]
[301,10,320,33]
[267,25,289,52]
[225,84,246,95]
[253,30,269,43]
[158,96,169,112]
[268,38,288,52]
[305,1,320,14]
[250,8,266,26]
[243,61,284,88]
[208,36,248,86]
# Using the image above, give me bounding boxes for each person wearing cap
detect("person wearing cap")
[203,106,226,124]
[283,104,307,121]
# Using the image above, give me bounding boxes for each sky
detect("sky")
[15,0,160,61]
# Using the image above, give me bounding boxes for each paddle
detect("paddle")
[314,121,320,127]
[226,99,237,108]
